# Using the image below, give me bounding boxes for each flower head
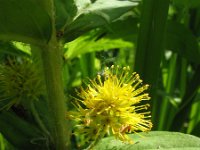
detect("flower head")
[0,58,44,110]
[70,65,152,144]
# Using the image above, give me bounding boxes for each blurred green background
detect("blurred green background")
[0,0,200,149]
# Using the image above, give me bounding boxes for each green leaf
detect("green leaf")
[64,30,133,59]
[0,0,52,45]
[64,15,138,59]
[55,0,77,30]
[94,131,200,150]
[0,111,46,149]
[64,0,139,42]
[166,21,200,64]
[0,41,30,61]
[102,16,139,42]
[134,0,170,128]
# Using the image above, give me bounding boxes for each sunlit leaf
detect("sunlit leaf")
[64,0,139,42]
[0,41,30,61]
[64,30,133,59]
[94,131,200,150]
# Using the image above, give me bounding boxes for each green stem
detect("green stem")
[40,36,70,149]
[80,52,95,78]
[85,129,104,150]
[35,1,71,149]
[158,54,177,130]
[31,37,70,149]
[0,134,5,150]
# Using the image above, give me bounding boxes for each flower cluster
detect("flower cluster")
[70,65,152,144]
[0,58,44,110]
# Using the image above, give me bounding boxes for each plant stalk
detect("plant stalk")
[35,0,71,149]
[39,36,70,149]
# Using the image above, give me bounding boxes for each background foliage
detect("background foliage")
[0,0,200,149]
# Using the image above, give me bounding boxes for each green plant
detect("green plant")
[0,0,200,149]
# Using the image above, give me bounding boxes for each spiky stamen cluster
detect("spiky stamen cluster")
[0,58,44,109]
[69,65,152,144]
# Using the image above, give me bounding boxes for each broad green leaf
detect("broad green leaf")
[55,0,77,30]
[0,0,52,45]
[64,0,139,42]
[166,21,200,64]
[102,17,139,42]
[94,131,200,150]
[64,30,133,59]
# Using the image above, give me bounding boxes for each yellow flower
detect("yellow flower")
[70,65,152,144]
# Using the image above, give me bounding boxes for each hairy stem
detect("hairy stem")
[39,36,70,149]
[34,0,71,149]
